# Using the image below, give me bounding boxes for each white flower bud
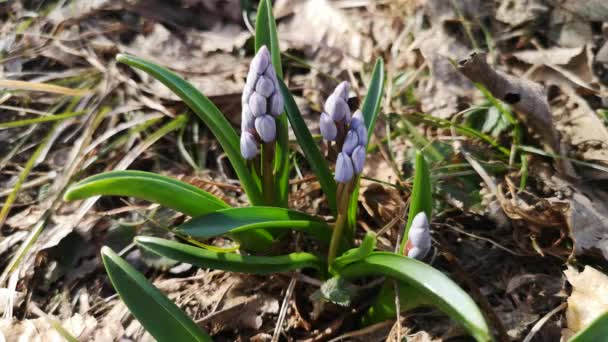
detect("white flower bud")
[335,152,354,183]
[248,92,267,117]
[255,114,276,143]
[240,132,258,160]
[320,112,337,141]
[407,212,431,260]
[351,145,366,174]
[342,130,359,155]
[256,76,274,97]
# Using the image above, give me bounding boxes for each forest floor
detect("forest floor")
[1,0,608,341]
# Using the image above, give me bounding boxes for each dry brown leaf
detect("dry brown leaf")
[567,191,608,260]
[496,0,549,26]
[562,266,608,338]
[0,314,97,342]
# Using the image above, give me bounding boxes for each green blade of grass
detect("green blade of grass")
[278,79,337,213]
[340,252,491,342]
[101,247,212,342]
[116,54,263,205]
[178,206,332,245]
[136,236,325,274]
[0,110,85,129]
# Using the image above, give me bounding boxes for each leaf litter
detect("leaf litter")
[1,0,608,340]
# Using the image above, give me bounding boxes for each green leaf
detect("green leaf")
[278,79,337,213]
[311,276,357,307]
[136,236,325,274]
[178,206,332,245]
[569,311,608,342]
[347,58,386,238]
[331,232,376,272]
[116,54,263,205]
[64,171,272,252]
[255,0,289,207]
[400,151,433,254]
[361,58,385,138]
[339,252,491,342]
[64,170,228,216]
[101,247,212,342]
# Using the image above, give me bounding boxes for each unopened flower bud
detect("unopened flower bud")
[269,92,283,117]
[324,94,350,122]
[242,105,255,131]
[334,81,349,100]
[240,132,259,160]
[356,124,368,147]
[350,110,364,130]
[255,114,276,143]
[351,145,366,174]
[250,46,270,75]
[335,152,354,183]
[320,112,337,141]
[256,76,274,97]
[342,130,359,154]
[248,92,267,117]
[406,212,431,260]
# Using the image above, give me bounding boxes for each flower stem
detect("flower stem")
[327,181,353,264]
[261,142,275,205]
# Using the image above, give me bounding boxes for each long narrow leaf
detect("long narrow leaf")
[136,236,325,274]
[347,58,386,236]
[178,206,331,244]
[101,247,212,342]
[278,79,337,213]
[255,0,289,207]
[340,252,491,342]
[64,171,273,251]
[64,170,228,216]
[116,54,263,205]
[400,151,433,254]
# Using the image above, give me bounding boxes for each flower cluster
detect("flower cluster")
[240,46,283,160]
[335,110,367,183]
[320,81,350,141]
[405,212,431,260]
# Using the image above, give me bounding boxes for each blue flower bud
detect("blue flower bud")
[251,46,270,75]
[256,76,274,97]
[255,114,276,143]
[334,81,349,100]
[335,152,354,183]
[407,212,431,260]
[240,132,258,160]
[342,130,359,154]
[268,92,283,117]
[248,92,267,117]
[320,112,337,141]
[350,109,364,130]
[356,124,368,147]
[351,145,366,174]
[324,94,349,122]
[241,104,255,131]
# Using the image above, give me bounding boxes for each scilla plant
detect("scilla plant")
[63,1,492,341]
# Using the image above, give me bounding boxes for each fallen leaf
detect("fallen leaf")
[496,0,549,26]
[563,266,608,337]
[0,314,97,342]
[567,191,608,260]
